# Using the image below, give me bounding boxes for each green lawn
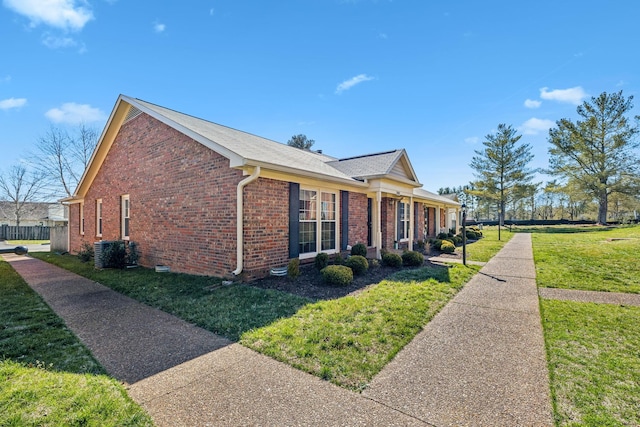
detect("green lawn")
[32,252,311,341]
[531,225,640,293]
[241,264,479,391]
[540,299,640,427]
[0,259,152,426]
[6,240,50,245]
[33,252,479,392]
[530,224,640,426]
[455,226,515,262]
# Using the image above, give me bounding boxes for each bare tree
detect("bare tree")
[0,165,47,228]
[32,123,99,198]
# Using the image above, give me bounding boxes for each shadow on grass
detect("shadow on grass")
[32,253,458,342]
[0,260,105,375]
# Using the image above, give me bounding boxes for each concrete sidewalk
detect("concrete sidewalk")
[364,233,554,426]
[4,233,554,426]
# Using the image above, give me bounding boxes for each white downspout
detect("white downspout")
[232,166,261,276]
[376,190,382,259]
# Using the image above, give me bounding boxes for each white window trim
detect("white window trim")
[396,200,410,242]
[121,194,130,240]
[79,202,85,235]
[299,188,340,259]
[96,199,103,238]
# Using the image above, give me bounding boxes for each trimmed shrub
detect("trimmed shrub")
[430,239,443,251]
[402,250,424,266]
[288,258,300,279]
[440,240,455,254]
[315,252,329,270]
[382,252,403,267]
[436,232,449,240]
[101,241,127,269]
[346,255,369,275]
[351,243,367,257]
[77,242,94,263]
[321,265,353,286]
[451,235,462,245]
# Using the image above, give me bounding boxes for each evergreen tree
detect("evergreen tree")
[469,124,534,225]
[548,91,640,224]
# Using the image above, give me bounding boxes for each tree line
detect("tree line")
[439,91,640,225]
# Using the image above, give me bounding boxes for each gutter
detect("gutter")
[232,166,261,276]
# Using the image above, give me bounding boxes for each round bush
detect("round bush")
[321,265,353,286]
[440,240,455,254]
[287,258,301,279]
[430,239,443,250]
[346,255,369,275]
[350,243,367,257]
[402,250,424,266]
[382,252,403,267]
[315,252,329,270]
[436,232,449,240]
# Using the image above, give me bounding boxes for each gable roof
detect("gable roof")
[70,95,457,208]
[128,97,362,185]
[328,149,420,185]
[413,188,460,206]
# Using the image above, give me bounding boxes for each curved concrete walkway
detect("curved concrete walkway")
[4,233,555,426]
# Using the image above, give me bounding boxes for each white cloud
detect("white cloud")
[153,22,166,33]
[540,86,587,105]
[0,97,27,110]
[3,0,94,31]
[464,136,479,144]
[335,74,375,94]
[42,34,76,48]
[524,99,541,109]
[378,32,388,39]
[45,102,106,124]
[520,117,555,135]
[209,8,214,16]
[0,75,11,83]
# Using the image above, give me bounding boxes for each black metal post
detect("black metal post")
[462,204,467,266]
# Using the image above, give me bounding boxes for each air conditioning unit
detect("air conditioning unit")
[94,241,113,268]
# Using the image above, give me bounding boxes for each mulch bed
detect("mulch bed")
[248,251,461,301]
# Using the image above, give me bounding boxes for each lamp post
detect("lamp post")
[461,204,467,266]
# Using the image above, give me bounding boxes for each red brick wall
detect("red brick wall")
[427,207,436,237]
[71,112,245,277]
[381,198,395,249]
[243,178,289,279]
[440,208,446,229]
[346,192,368,246]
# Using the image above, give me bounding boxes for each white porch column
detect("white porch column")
[435,205,441,235]
[409,196,414,251]
[376,190,382,259]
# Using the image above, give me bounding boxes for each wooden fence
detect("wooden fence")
[50,226,69,253]
[0,225,50,241]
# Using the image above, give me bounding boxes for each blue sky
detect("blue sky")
[1,0,638,194]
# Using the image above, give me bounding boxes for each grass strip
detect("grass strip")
[31,253,311,341]
[0,259,152,426]
[456,226,515,262]
[241,264,479,391]
[540,299,640,427]
[531,225,640,293]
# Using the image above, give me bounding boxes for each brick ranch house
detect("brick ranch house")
[64,95,460,280]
